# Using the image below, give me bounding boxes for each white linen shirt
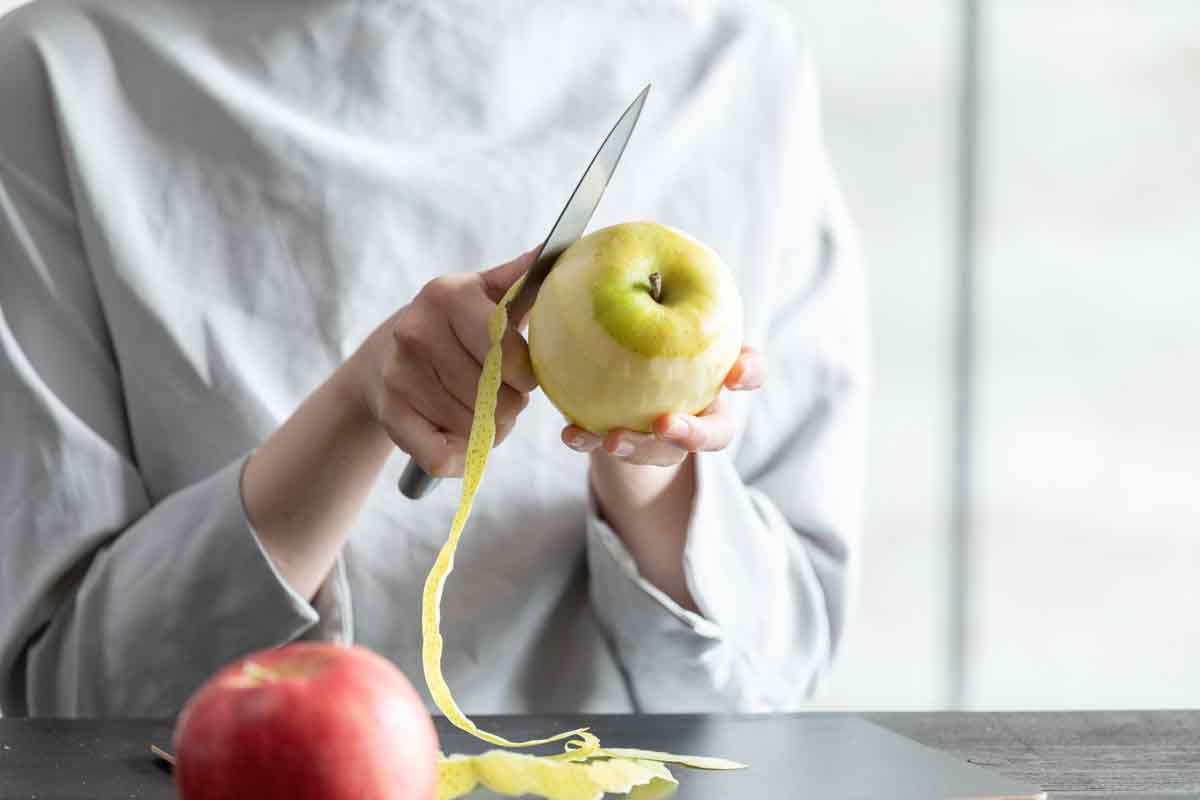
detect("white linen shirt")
[0,0,869,717]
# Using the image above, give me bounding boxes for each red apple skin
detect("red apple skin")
[173,642,438,800]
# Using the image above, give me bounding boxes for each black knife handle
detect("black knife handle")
[398,458,441,499]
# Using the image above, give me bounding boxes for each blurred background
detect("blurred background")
[2,0,1196,711]
[782,0,1200,711]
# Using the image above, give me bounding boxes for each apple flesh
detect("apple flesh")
[173,642,438,800]
[528,221,743,434]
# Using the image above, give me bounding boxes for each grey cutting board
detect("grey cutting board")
[435,713,1047,799]
[0,714,1047,798]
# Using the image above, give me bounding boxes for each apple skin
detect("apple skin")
[528,221,743,434]
[173,642,438,800]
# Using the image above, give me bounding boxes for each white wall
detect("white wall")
[787,0,1200,710]
[971,1,1200,710]
[778,0,961,710]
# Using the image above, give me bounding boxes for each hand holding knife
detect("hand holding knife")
[398,84,651,499]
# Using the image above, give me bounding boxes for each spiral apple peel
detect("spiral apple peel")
[421,227,747,797]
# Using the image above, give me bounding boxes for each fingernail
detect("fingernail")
[612,438,635,457]
[567,431,600,452]
[731,365,759,389]
[662,416,688,439]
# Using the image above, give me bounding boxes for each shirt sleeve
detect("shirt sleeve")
[0,82,350,717]
[584,39,870,713]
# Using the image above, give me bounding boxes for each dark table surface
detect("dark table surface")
[865,710,1200,799]
[1,711,1197,799]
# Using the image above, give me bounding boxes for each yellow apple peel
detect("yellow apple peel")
[421,271,586,749]
[421,258,748,795]
[435,730,745,800]
[437,751,677,800]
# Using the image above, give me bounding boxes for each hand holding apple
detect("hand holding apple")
[562,345,765,465]
[527,220,762,466]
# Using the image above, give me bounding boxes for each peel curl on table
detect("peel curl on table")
[436,731,745,800]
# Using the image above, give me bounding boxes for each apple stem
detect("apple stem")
[648,272,663,303]
[150,744,177,767]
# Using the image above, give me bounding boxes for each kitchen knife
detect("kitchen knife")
[398,84,651,499]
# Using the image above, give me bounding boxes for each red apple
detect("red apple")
[173,642,438,800]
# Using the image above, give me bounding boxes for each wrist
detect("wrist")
[588,450,696,543]
[588,450,685,508]
[588,452,699,613]
[326,338,404,461]
[243,355,393,550]
[336,341,380,429]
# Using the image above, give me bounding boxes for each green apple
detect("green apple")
[528,221,743,435]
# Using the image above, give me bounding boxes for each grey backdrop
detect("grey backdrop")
[2,0,1196,711]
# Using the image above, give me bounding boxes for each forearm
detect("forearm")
[587,452,699,613]
[241,358,394,601]
[10,456,330,716]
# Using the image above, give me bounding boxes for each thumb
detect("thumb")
[480,246,540,304]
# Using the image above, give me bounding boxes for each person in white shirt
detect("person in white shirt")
[0,0,869,718]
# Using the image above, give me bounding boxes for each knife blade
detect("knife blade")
[399,84,651,499]
[504,83,651,327]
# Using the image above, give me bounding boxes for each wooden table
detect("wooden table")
[0,711,1196,798]
[866,711,1200,799]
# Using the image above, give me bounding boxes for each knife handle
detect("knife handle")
[398,458,441,499]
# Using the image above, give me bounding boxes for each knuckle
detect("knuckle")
[379,358,406,395]
[392,324,430,362]
[427,459,455,479]
[380,416,413,453]
[493,419,515,446]
[497,387,529,417]
[426,444,464,478]
[512,371,538,394]
[494,411,519,434]
[419,276,456,307]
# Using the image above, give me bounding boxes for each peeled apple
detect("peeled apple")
[528,221,744,434]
